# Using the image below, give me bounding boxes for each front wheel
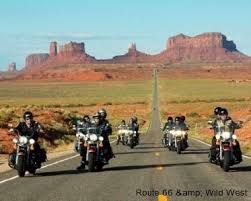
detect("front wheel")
[130,142,134,149]
[177,141,181,154]
[28,167,36,175]
[223,151,231,172]
[116,137,120,145]
[17,155,26,177]
[88,152,96,172]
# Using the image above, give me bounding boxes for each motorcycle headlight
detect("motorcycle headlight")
[98,136,104,141]
[216,134,221,140]
[232,134,237,140]
[13,138,18,143]
[176,130,182,136]
[29,139,35,144]
[76,132,85,138]
[19,136,28,144]
[90,134,98,141]
[222,132,231,140]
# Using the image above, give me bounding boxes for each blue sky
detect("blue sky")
[0,0,251,70]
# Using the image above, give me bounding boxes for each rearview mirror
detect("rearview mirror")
[207,120,213,125]
[8,123,13,128]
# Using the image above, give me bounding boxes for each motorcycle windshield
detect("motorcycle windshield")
[87,127,100,136]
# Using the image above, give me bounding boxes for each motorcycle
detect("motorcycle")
[117,126,129,145]
[169,129,188,154]
[162,129,170,147]
[73,122,87,153]
[127,129,138,149]
[212,131,240,172]
[8,128,44,177]
[82,126,106,172]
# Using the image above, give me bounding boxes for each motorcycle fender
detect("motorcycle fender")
[223,144,231,151]
[88,147,96,153]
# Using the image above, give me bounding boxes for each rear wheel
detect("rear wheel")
[88,152,96,172]
[17,155,26,177]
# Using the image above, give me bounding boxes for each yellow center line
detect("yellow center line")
[155,152,160,156]
[158,194,169,201]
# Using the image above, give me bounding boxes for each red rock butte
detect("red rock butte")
[25,32,251,69]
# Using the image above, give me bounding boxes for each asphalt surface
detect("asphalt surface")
[0,69,250,201]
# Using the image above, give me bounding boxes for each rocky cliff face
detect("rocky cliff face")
[160,32,244,62]
[25,42,95,68]
[108,43,150,63]
[25,53,49,68]
[8,62,16,72]
[24,32,250,69]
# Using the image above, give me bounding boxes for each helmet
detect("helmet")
[98,108,107,118]
[93,112,101,119]
[131,116,138,122]
[167,116,173,121]
[83,115,90,119]
[214,107,222,115]
[175,116,180,122]
[83,115,90,122]
[219,108,228,116]
[23,111,33,120]
[180,115,186,122]
[121,120,126,123]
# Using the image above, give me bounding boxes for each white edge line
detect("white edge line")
[191,137,251,160]
[0,139,117,185]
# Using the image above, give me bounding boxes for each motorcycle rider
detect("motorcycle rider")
[118,120,127,129]
[98,109,115,160]
[180,115,189,147]
[117,120,128,145]
[9,111,46,168]
[162,116,174,131]
[130,116,139,144]
[209,107,222,161]
[162,116,174,144]
[211,108,242,162]
[76,115,91,170]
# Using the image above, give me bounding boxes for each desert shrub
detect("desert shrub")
[187,112,200,118]
[0,108,16,128]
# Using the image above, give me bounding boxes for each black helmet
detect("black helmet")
[98,108,107,118]
[121,120,126,123]
[93,112,101,119]
[167,116,173,121]
[214,107,222,115]
[83,115,89,119]
[83,115,90,122]
[175,116,180,122]
[219,108,228,116]
[23,111,33,120]
[180,115,186,122]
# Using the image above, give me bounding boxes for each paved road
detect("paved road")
[0,69,250,201]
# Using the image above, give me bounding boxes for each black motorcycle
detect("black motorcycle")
[8,128,46,177]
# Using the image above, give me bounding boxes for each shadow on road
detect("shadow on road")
[140,142,158,145]
[35,170,83,177]
[114,150,165,155]
[182,150,209,155]
[230,165,251,172]
[104,161,209,171]
[134,146,165,150]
